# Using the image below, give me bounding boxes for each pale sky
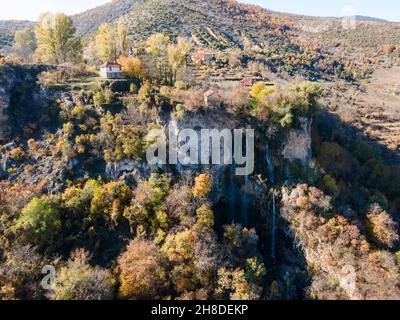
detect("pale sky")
[0,0,110,21]
[0,0,399,22]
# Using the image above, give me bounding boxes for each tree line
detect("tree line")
[12,12,193,86]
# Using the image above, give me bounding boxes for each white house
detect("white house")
[99,62,125,79]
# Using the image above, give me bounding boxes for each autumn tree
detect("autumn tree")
[90,181,132,225]
[95,22,129,63]
[51,249,115,300]
[118,238,167,299]
[145,33,170,83]
[220,87,251,114]
[166,37,192,84]
[13,27,37,59]
[196,205,214,228]
[95,24,116,63]
[116,22,129,57]
[124,173,171,233]
[117,55,146,79]
[145,33,191,85]
[192,173,213,198]
[216,267,255,300]
[13,198,61,249]
[34,12,82,64]
[0,245,47,299]
[161,228,216,296]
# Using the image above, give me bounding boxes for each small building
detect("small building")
[192,51,215,64]
[204,89,220,108]
[240,78,255,87]
[100,62,125,79]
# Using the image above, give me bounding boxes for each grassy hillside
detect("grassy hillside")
[73,0,291,50]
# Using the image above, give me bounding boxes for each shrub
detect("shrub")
[129,83,137,94]
[250,82,266,98]
[245,257,266,286]
[137,80,153,104]
[93,91,106,106]
[38,71,62,86]
[351,141,377,163]
[8,147,26,161]
[1,245,46,299]
[317,142,358,179]
[174,80,187,90]
[367,204,399,248]
[320,174,339,198]
[147,173,171,206]
[254,81,323,128]
[175,104,185,119]
[395,252,400,265]
[104,89,114,104]
[100,113,147,161]
[51,249,115,300]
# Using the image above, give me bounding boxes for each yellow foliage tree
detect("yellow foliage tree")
[166,37,192,84]
[13,27,37,59]
[196,205,214,228]
[95,24,117,63]
[117,56,146,79]
[192,173,213,198]
[250,82,266,98]
[34,12,82,64]
[118,239,167,299]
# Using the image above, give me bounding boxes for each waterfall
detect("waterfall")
[271,190,277,261]
[1,155,7,172]
[240,168,250,226]
[266,142,277,261]
[228,162,237,223]
[265,144,275,184]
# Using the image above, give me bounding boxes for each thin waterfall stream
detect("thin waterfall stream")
[266,143,277,261]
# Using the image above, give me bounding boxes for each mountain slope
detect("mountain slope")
[353,15,390,23]
[73,0,292,50]
[72,0,144,38]
[0,20,34,50]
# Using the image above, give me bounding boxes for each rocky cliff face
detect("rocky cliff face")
[0,65,18,139]
[0,64,67,192]
[282,117,313,165]
[0,64,52,141]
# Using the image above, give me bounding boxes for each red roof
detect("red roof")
[104,62,121,68]
[240,78,254,86]
[192,51,214,62]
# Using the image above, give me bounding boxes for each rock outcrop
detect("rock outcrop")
[281,117,312,165]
